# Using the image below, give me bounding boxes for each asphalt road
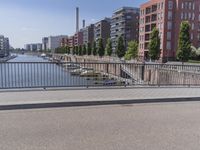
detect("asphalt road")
[1,102,200,150]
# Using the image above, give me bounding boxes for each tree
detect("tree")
[92,41,97,56]
[105,38,112,56]
[97,38,105,57]
[55,46,67,54]
[148,28,161,61]
[116,36,126,58]
[82,44,87,55]
[75,46,79,55]
[78,45,82,56]
[190,46,200,60]
[125,41,138,60]
[177,21,191,62]
[87,43,92,55]
[72,46,76,55]
[67,46,71,54]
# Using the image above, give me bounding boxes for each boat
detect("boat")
[63,63,80,70]
[41,53,46,58]
[70,68,94,76]
[80,70,101,77]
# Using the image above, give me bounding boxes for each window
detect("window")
[181,13,184,19]
[189,2,192,10]
[182,3,184,9]
[191,33,193,40]
[168,1,173,10]
[167,21,172,30]
[167,41,171,50]
[191,23,195,30]
[167,32,171,40]
[188,13,191,20]
[168,11,172,20]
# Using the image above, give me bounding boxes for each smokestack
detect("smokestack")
[83,20,85,28]
[76,7,79,32]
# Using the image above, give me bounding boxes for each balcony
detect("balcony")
[152,5,157,12]
[145,33,150,41]
[145,25,151,32]
[151,14,157,22]
[146,7,151,15]
[145,16,151,23]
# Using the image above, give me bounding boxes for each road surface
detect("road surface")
[1,101,200,150]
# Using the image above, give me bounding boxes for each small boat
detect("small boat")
[80,70,100,77]
[41,53,46,58]
[70,68,94,76]
[64,64,80,70]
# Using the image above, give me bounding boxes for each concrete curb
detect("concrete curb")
[0,97,200,111]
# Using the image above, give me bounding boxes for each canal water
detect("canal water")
[0,54,92,88]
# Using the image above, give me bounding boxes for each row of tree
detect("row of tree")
[55,21,192,62]
[55,37,129,58]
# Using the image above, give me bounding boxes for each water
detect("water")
[0,54,92,88]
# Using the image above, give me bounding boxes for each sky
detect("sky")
[0,0,146,48]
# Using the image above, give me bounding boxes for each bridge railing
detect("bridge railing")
[0,62,200,89]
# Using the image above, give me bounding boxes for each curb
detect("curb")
[0,97,200,111]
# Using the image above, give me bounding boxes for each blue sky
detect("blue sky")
[0,0,146,48]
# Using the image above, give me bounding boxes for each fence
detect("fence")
[0,62,200,89]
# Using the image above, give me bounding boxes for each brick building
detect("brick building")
[139,0,200,62]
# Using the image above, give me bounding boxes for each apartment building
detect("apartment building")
[82,24,94,45]
[0,35,10,57]
[25,43,42,51]
[94,18,111,47]
[139,0,200,61]
[61,37,69,47]
[47,35,68,53]
[42,37,48,51]
[74,31,83,47]
[111,7,140,52]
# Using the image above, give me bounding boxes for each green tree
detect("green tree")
[97,38,105,57]
[92,41,97,56]
[67,46,71,54]
[75,46,78,55]
[87,42,92,55]
[125,41,138,60]
[177,21,191,62]
[116,36,126,58]
[105,38,112,56]
[148,28,161,60]
[78,45,82,56]
[82,44,87,55]
[72,46,76,55]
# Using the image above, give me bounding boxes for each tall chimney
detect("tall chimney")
[83,20,85,28]
[76,7,79,32]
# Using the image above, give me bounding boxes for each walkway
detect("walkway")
[0,87,200,110]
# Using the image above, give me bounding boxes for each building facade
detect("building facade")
[42,37,49,51]
[139,0,200,61]
[94,18,111,47]
[47,35,68,53]
[111,7,140,52]
[82,24,94,45]
[0,35,10,57]
[74,32,83,47]
[25,43,42,51]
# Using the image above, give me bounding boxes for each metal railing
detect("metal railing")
[0,62,200,89]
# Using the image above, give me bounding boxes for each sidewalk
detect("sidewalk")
[0,87,200,110]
